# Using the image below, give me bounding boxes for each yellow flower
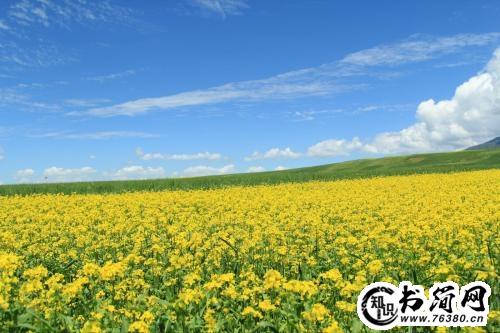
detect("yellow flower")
[283,280,318,297]
[302,303,329,322]
[99,262,125,281]
[323,320,343,333]
[23,265,48,280]
[62,277,88,300]
[463,328,486,333]
[128,321,149,333]
[320,268,342,282]
[81,321,102,333]
[204,308,217,332]
[140,311,155,324]
[258,299,276,312]
[0,253,21,275]
[242,306,263,319]
[263,270,282,290]
[0,169,498,331]
[366,260,383,275]
[335,301,355,312]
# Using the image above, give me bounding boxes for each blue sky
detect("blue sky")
[1,0,500,183]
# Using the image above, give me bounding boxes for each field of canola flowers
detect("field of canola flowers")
[0,170,499,332]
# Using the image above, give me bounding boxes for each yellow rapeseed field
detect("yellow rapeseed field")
[0,170,498,332]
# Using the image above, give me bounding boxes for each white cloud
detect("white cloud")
[15,168,34,177]
[81,80,340,117]
[289,108,343,121]
[64,98,111,107]
[136,148,222,161]
[14,168,35,183]
[188,0,249,17]
[0,20,9,30]
[181,164,235,177]
[77,33,500,118]
[106,165,166,180]
[83,70,136,82]
[308,48,500,156]
[33,131,158,140]
[43,167,97,183]
[247,166,266,173]
[0,39,70,69]
[308,138,363,157]
[274,166,287,171]
[245,148,301,161]
[0,1,133,69]
[8,0,131,28]
[340,33,500,67]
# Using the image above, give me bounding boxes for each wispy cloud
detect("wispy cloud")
[136,148,222,161]
[32,131,159,140]
[80,79,346,117]
[0,1,135,70]
[76,33,500,118]
[245,147,301,161]
[0,20,10,30]
[0,39,70,68]
[339,33,500,67]
[64,98,111,107]
[187,0,249,18]
[288,108,343,121]
[0,87,60,111]
[83,70,136,83]
[7,0,132,28]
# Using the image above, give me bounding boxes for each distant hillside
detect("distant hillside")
[0,149,499,196]
[466,137,500,150]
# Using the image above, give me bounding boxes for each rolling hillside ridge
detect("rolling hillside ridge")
[1,149,499,195]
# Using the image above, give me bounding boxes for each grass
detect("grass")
[1,149,499,196]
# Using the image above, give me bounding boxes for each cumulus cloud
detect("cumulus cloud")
[14,168,35,183]
[180,164,235,177]
[106,165,166,180]
[43,167,97,183]
[247,166,266,173]
[245,148,301,161]
[136,148,222,161]
[308,138,363,157]
[274,166,287,171]
[308,48,500,156]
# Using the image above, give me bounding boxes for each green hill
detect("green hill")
[1,149,499,196]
